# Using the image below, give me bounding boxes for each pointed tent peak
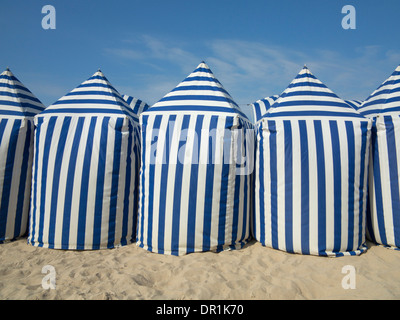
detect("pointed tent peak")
[39,70,138,121]
[145,61,249,120]
[190,61,215,77]
[0,68,46,117]
[6,66,10,72]
[262,65,366,120]
[359,63,400,117]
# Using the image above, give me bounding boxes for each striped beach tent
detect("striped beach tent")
[254,66,372,257]
[137,61,253,256]
[122,95,150,115]
[345,100,363,111]
[28,70,140,250]
[251,95,279,123]
[0,68,45,242]
[358,65,400,250]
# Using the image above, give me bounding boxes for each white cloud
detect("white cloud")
[104,35,400,110]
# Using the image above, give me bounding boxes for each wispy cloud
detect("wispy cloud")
[103,35,400,113]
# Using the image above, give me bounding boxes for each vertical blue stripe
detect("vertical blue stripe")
[0,119,8,144]
[61,117,84,249]
[157,114,176,254]
[47,117,71,248]
[14,120,32,238]
[202,115,219,252]
[314,120,326,255]
[107,118,124,248]
[0,119,21,240]
[37,116,57,247]
[171,115,191,255]
[283,120,293,253]
[76,117,97,249]
[345,121,356,251]
[384,116,400,247]
[254,102,262,123]
[92,117,110,249]
[268,120,278,250]
[186,115,204,254]
[299,120,310,255]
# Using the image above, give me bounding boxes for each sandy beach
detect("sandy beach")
[0,237,399,300]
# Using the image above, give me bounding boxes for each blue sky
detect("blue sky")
[1,0,400,119]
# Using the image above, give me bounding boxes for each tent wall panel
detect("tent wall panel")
[366,115,400,249]
[28,71,140,250]
[28,115,140,249]
[0,69,45,242]
[137,112,253,255]
[255,118,371,256]
[0,118,34,241]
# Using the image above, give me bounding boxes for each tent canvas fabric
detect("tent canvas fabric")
[137,62,253,256]
[251,95,279,123]
[122,95,150,115]
[28,70,140,250]
[359,65,400,118]
[345,100,363,111]
[358,65,400,250]
[254,66,372,257]
[0,68,45,242]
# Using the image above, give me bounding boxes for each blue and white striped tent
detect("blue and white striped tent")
[137,61,253,256]
[254,66,372,257]
[358,65,400,250]
[345,100,363,111]
[122,95,150,115]
[28,70,140,250]
[250,95,279,123]
[0,68,45,242]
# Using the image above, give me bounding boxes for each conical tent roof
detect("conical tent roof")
[40,70,137,121]
[0,68,45,117]
[359,65,400,118]
[29,70,140,250]
[146,61,249,119]
[122,95,150,115]
[0,68,45,242]
[264,66,364,119]
[251,95,279,123]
